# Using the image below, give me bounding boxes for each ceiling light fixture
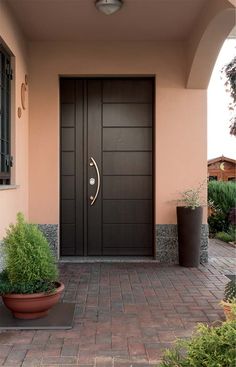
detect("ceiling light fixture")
[95,0,123,15]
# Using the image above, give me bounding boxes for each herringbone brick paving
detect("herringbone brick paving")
[0,239,235,367]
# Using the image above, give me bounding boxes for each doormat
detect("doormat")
[0,303,75,330]
[225,274,236,282]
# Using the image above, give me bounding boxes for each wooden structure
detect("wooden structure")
[208,156,236,182]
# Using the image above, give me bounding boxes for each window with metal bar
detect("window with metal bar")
[0,45,12,185]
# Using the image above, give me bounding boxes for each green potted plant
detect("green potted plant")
[221,280,236,321]
[176,182,206,267]
[0,213,64,320]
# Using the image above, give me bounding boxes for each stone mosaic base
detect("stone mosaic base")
[38,224,59,257]
[156,224,209,264]
[38,223,208,265]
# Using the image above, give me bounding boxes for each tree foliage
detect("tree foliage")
[222,55,236,136]
[208,181,236,234]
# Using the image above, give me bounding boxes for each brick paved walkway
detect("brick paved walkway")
[208,238,235,275]
[0,239,235,367]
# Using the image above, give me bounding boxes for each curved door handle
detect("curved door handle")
[89,157,100,206]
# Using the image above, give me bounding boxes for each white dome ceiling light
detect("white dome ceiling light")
[95,0,123,15]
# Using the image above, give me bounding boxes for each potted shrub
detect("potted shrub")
[221,280,236,321]
[0,213,64,320]
[176,182,206,267]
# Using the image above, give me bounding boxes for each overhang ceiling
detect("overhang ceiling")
[5,0,207,42]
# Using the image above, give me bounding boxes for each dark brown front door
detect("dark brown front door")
[60,78,153,256]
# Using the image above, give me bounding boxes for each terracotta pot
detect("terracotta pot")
[2,282,64,320]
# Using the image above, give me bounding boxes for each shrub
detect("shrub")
[215,228,236,243]
[0,271,55,294]
[221,281,236,321]
[228,226,236,241]
[229,207,236,226]
[208,181,236,234]
[159,320,236,367]
[0,213,58,294]
[208,213,229,235]
[224,280,236,303]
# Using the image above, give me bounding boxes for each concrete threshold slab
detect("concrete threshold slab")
[59,256,159,263]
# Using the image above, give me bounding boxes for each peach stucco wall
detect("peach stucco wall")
[0,2,29,238]
[28,41,207,226]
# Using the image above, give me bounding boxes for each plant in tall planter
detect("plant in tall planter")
[0,213,64,320]
[176,182,206,267]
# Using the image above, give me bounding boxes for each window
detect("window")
[209,176,218,181]
[228,177,235,182]
[0,44,12,185]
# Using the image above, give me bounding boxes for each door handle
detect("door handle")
[89,157,100,206]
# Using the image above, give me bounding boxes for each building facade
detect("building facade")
[208,156,236,182]
[0,0,235,264]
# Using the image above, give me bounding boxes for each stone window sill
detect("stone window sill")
[0,185,19,191]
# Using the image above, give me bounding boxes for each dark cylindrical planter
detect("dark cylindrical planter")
[177,206,203,267]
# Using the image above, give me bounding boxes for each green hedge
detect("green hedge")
[208,181,236,234]
[215,227,236,243]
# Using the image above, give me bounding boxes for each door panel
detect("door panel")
[103,79,153,103]
[61,176,75,200]
[61,200,75,223]
[103,103,152,127]
[103,224,152,247]
[60,79,76,103]
[103,200,152,224]
[103,152,152,175]
[61,104,75,127]
[61,224,76,248]
[60,78,153,256]
[61,152,74,176]
[103,176,152,199]
[61,128,75,151]
[103,127,152,151]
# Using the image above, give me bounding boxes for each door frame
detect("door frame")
[59,76,156,258]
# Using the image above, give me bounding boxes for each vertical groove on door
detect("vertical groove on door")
[75,80,84,255]
[101,82,104,255]
[87,80,102,255]
[83,80,88,256]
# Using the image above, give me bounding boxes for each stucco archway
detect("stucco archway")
[187,0,236,89]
